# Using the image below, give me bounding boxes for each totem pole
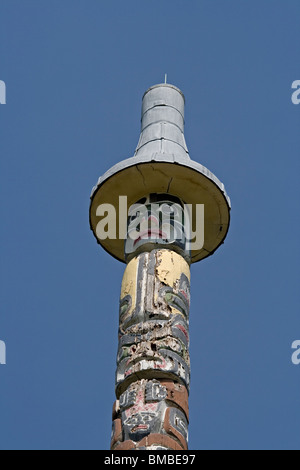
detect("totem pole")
[89,83,231,450]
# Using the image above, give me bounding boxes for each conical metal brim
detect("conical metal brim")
[89,155,231,264]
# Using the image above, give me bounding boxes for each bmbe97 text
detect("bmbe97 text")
[148,455,196,465]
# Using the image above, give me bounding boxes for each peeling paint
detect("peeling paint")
[113,249,191,450]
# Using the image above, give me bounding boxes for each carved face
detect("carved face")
[125,194,190,261]
[116,250,191,394]
[121,381,167,441]
[123,411,161,441]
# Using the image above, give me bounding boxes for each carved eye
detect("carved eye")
[126,416,138,426]
[160,203,174,215]
[141,413,155,422]
[164,292,173,303]
[161,203,182,216]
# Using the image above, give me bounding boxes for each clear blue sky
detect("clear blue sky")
[0,0,299,450]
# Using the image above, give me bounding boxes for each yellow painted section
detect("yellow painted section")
[121,256,138,297]
[155,250,190,320]
[155,250,190,287]
[120,256,138,320]
[120,250,190,324]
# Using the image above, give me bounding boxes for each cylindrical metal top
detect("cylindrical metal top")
[142,84,185,130]
[90,82,231,264]
[135,84,189,159]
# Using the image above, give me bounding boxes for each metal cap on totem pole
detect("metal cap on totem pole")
[89,83,231,262]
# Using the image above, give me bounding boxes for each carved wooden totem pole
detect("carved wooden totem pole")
[89,83,231,450]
